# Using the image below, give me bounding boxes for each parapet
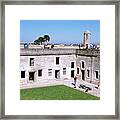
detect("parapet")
[20,48,76,56]
[20,48,100,57]
[76,49,100,57]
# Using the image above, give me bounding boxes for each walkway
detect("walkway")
[64,79,100,97]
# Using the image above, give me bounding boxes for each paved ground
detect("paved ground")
[64,79,100,97]
[20,79,100,97]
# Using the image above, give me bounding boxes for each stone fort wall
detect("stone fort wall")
[20,48,100,85]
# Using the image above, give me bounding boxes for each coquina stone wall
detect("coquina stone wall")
[20,48,100,84]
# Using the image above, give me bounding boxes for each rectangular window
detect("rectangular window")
[48,69,52,76]
[63,68,66,75]
[71,62,74,68]
[56,57,59,65]
[30,58,34,66]
[95,71,99,79]
[87,69,90,77]
[71,70,74,78]
[77,68,79,74]
[21,71,25,78]
[38,69,42,77]
[81,61,84,68]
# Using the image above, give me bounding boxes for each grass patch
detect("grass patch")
[20,85,100,100]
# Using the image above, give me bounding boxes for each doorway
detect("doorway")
[29,72,35,81]
[55,70,60,79]
[81,70,85,80]
[71,70,74,78]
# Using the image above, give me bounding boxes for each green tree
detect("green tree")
[34,39,39,45]
[34,35,50,45]
[34,37,44,45]
[43,35,50,45]
[38,37,44,45]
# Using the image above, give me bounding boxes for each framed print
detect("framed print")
[0,0,119,119]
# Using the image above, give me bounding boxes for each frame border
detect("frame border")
[0,0,119,119]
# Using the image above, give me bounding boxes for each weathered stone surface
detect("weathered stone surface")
[20,48,100,85]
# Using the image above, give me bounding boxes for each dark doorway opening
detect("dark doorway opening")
[55,70,60,79]
[21,71,25,78]
[81,70,85,80]
[71,70,74,78]
[56,57,59,65]
[29,72,35,81]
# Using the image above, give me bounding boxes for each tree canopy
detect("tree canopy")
[34,35,50,45]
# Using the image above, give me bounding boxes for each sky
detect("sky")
[20,20,100,45]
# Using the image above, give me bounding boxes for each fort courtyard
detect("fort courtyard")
[20,30,100,99]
